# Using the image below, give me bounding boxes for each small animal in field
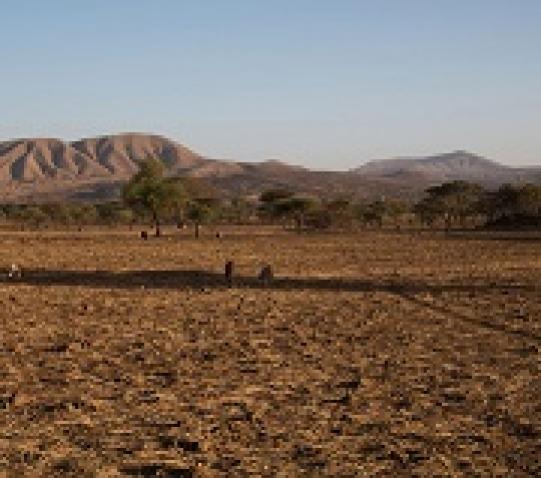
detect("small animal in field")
[258,264,273,285]
[216,231,223,239]
[225,260,234,285]
[7,264,22,280]
[140,231,148,240]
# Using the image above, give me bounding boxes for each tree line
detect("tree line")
[1,158,540,232]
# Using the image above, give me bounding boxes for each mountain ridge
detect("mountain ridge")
[0,134,539,202]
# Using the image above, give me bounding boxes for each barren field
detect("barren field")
[0,227,539,477]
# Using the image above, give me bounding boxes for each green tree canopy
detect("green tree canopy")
[258,188,295,221]
[324,197,355,226]
[122,158,186,236]
[415,181,485,228]
[185,197,221,238]
[18,205,48,228]
[487,183,541,227]
[271,195,318,231]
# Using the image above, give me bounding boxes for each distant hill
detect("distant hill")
[352,150,537,186]
[0,134,404,202]
[0,135,539,202]
[0,134,204,182]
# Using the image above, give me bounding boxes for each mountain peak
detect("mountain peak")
[428,150,490,162]
[353,150,523,184]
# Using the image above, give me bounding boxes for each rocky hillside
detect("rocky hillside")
[0,134,204,182]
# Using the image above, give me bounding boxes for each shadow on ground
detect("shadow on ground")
[442,231,541,242]
[1,267,536,294]
[2,267,539,343]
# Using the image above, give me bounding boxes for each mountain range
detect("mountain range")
[0,133,538,202]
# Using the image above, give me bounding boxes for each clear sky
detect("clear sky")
[1,0,540,169]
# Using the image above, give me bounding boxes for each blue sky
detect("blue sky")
[1,0,540,169]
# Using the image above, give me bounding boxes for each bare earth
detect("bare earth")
[0,227,539,477]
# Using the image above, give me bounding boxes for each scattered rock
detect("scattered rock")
[7,263,22,279]
[258,264,273,284]
[225,260,234,285]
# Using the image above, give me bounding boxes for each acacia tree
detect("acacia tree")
[122,158,186,237]
[362,200,387,228]
[486,183,541,227]
[354,199,408,228]
[258,189,321,231]
[70,204,98,228]
[272,196,317,231]
[18,205,48,230]
[169,177,218,229]
[258,189,295,221]
[41,203,74,227]
[223,197,255,224]
[186,199,218,238]
[324,197,354,227]
[513,184,541,217]
[415,181,485,229]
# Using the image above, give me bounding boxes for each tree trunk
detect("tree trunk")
[295,214,304,233]
[153,212,161,237]
[444,216,452,234]
[176,208,185,229]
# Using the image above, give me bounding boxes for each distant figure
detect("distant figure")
[8,264,22,279]
[225,260,235,286]
[258,264,273,285]
[216,231,223,239]
[140,230,148,240]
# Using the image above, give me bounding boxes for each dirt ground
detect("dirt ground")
[0,227,539,477]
